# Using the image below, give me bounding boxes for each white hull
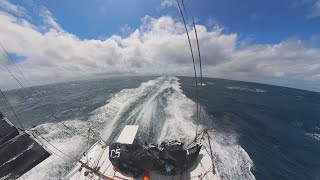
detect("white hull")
[65,141,221,180]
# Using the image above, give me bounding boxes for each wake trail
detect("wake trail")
[20,76,255,180]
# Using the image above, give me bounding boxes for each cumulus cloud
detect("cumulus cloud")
[0,2,319,91]
[307,0,320,18]
[38,7,63,32]
[0,0,26,17]
[161,0,177,8]
[120,24,133,36]
[293,0,320,19]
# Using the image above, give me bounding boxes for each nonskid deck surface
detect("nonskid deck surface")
[65,142,221,180]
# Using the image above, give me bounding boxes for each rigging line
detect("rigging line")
[0,44,35,99]
[191,18,203,86]
[86,128,91,162]
[189,19,204,87]
[0,47,99,163]
[0,43,88,137]
[192,17,204,135]
[181,0,188,16]
[31,131,67,160]
[179,0,192,11]
[34,130,72,159]
[0,89,25,130]
[205,132,216,174]
[76,168,82,180]
[0,42,38,96]
[177,0,200,138]
[181,0,202,86]
[3,64,26,89]
[176,0,199,130]
[93,146,105,169]
[180,0,201,134]
[180,0,203,131]
[181,0,204,137]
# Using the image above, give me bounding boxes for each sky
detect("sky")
[0,0,319,91]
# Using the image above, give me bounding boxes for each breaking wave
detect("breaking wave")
[20,76,255,180]
[227,86,267,93]
[306,133,320,141]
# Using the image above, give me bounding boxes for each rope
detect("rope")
[178,0,205,139]
[33,130,73,159]
[179,1,202,131]
[0,89,25,130]
[86,128,91,162]
[0,42,83,134]
[78,160,131,180]
[0,43,39,102]
[193,129,217,176]
[30,131,68,160]
[0,39,104,180]
[93,146,105,168]
[191,17,203,89]
[3,64,27,89]
[76,168,82,180]
[0,43,102,146]
[205,131,216,174]
[191,17,204,137]
[176,0,200,139]
[0,42,39,96]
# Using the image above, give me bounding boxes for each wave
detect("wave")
[20,76,255,180]
[197,82,207,86]
[19,120,89,179]
[227,86,267,93]
[306,133,320,141]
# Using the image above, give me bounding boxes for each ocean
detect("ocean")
[0,76,319,180]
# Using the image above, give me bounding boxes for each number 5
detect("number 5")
[115,149,120,158]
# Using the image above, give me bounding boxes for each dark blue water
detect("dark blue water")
[0,76,155,128]
[179,77,320,180]
[0,76,319,180]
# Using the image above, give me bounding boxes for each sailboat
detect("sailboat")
[64,125,220,180]
[0,0,221,179]
[65,0,221,179]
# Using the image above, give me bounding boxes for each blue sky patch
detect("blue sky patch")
[9,0,320,44]
[8,52,26,63]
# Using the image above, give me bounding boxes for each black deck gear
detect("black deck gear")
[109,139,201,177]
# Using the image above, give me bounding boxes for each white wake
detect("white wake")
[20,76,255,180]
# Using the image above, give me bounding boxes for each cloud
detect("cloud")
[0,47,10,65]
[0,3,319,91]
[307,0,320,18]
[293,0,320,19]
[38,7,63,32]
[0,0,26,17]
[160,0,177,8]
[120,24,133,36]
[212,40,320,81]
[99,5,107,16]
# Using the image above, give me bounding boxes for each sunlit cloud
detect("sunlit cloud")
[0,1,319,91]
